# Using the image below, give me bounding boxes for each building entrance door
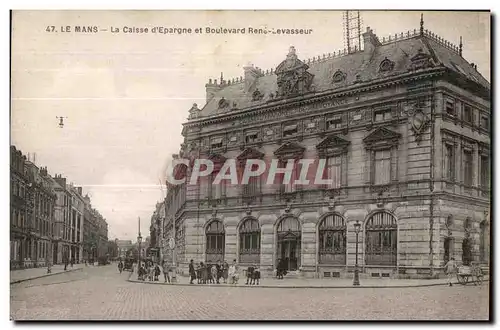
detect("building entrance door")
[443,237,452,263]
[277,232,301,271]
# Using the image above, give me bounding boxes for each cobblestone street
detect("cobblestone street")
[10,265,489,320]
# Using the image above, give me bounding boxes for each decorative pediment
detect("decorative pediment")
[275,46,315,98]
[409,48,435,71]
[207,153,227,164]
[316,135,350,156]
[237,147,265,161]
[274,141,305,159]
[363,127,401,148]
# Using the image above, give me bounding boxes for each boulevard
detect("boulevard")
[10,264,489,320]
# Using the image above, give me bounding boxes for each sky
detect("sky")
[10,10,490,241]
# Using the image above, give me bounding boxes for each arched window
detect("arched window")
[239,218,260,264]
[277,217,301,233]
[318,213,346,265]
[365,212,397,266]
[205,220,225,263]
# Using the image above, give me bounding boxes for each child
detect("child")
[211,263,219,284]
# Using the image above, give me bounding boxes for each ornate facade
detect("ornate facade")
[169,19,490,279]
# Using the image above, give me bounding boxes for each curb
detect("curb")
[126,277,488,289]
[10,267,84,285]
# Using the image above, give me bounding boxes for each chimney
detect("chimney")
[362,27,381,56]
[205,78,222,103]
[243,62,260,93]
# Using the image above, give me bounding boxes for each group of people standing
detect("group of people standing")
[118,259,174,283]
[187,259,261,285]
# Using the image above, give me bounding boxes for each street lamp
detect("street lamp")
[137,235,142,272]
[353,220,361,286]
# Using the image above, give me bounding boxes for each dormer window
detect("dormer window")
[445,98,456,116]
[374,109,392,122]
[211,137,223,149]
[326,116,342,130]
[283,124,298,137]
[245,132,259,144]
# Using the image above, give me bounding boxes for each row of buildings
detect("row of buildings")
[148,16,490,279]
[10,146,109,269]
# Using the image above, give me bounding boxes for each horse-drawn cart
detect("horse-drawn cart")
[456,263,484,285]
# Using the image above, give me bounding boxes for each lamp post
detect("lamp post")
[353,220,361,286]
[137,217,142,274]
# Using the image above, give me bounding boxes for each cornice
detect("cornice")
[184,68,446,129]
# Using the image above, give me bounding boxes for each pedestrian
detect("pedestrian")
[222,260,229,283]
[229,260,238,285]
[154,264,161,281]
[188,259,196,284]
[149,264,155,281]
[246,264,255,285]
[215,260,222,284]
[196,262,202,284]
[118,260,123,274]
[211,262,219,284]
[252,264,260,285]
[162,261,171,283]
[444,257,457,287]
[201,262,208,284]
[207,262,214,284]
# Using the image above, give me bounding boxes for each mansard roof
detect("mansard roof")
[198,30,489,119]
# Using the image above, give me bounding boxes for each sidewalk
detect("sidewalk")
[128,273,489,289]
[10,264,85,284]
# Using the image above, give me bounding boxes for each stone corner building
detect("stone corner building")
[166,17,490,279]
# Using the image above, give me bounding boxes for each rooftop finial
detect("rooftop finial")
[220,72,224,84]
[288,45,296,56]
[420,13,424,36]
[459,36,463,56]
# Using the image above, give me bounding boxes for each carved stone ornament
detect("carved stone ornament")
[409,48,435,71]
[284,203,292,213]
[379,57,395,72]
[218,97,230,109]
[252,89,264,101]
[245,205,252,216]
[410,108,431,143]
[211,207,218,219]
[275,46,315,98]
[332,69,346,83]
[327,198,335,211]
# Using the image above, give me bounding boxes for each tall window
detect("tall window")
[445,98,455,116]
[444,144,455,181]
[327,156,342,189]
[318,214,346,265]
[480,115,489,131]
[463,150,473,186]
[463,104,473,124]
[374,149,391,185]
[480,155,490,189]
[279,159,298,193]
[242,164,261,198]
[239,218,260,264]
[208,172,226,200]
[365,212,397,266]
